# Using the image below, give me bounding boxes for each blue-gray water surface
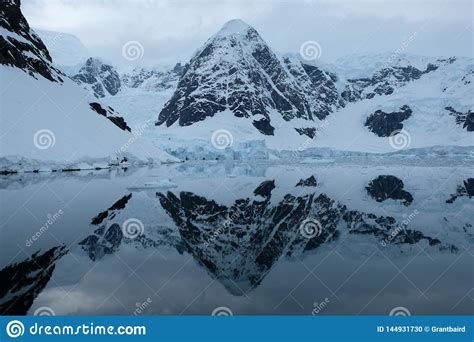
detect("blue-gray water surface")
[1,162,472,315]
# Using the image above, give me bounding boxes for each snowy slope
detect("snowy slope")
[312,57,474,153]
[0,0,178,172]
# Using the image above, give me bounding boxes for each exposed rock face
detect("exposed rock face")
[89,102,131,132]
[0,246,67,315]
[157,179,453,294]
[79,224,123,261]
[343,211,447,249]
[366,175,413,206]
[445,106,474,132]
[294,127,317,138]
[91,194,133,225]
[295,175,318,187]
[341,64,437,102]
[253,180,275,198]
[158,185,343,294]
[153,20,471,142]
[156,19,341,136]
[446,178,474,203]
[365,105,413,137]
[0,0,63,82]
[72,57,121,98]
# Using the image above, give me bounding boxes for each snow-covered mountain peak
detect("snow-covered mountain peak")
[71,57,121,98]
[157,20,342,137]
[34,29,89,67]
[214,19,252,37]
[201,18,265,59]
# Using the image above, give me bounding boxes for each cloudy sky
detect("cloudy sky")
[22,0,473,67]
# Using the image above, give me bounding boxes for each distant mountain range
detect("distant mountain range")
[48,19,472,154]
[3,1,473,167]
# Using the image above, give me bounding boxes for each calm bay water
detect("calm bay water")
[1,162,472,315]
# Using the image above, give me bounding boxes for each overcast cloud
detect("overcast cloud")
[22,0,473,67]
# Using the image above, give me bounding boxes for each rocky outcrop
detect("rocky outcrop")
[295,175,318,187]
[72,57,121,98]
[91,193,133,225]
[295,127,317,138]
[0,246,67,315]
[365,105,412,137]
[445,106,474,132]
[0,0,63,82]
[89,102,131,132]
[366,175,413,206]
[79,224,123,261]
[342,64,437,102]
[446,178,474,203]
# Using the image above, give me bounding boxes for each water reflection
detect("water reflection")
[0,163,472,315]
[365,175,413,206]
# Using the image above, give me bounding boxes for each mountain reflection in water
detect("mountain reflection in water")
[0,163,472,315]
